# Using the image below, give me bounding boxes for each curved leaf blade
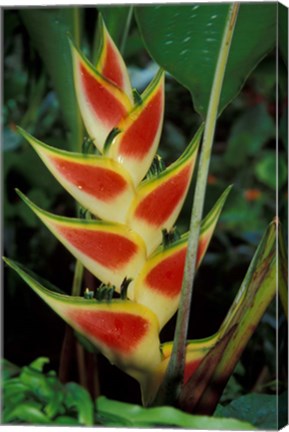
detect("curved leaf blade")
[135,3,276,117]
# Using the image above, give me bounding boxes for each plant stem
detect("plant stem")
[154,3,240,406]
[71,259,84,296]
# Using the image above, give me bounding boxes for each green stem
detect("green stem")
[153,3,240,406]
[71,259,84,296]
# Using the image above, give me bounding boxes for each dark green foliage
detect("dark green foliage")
[215,392,288,430]
[1,358,255,429]
[135,3,276,117]
[2,358,94,425]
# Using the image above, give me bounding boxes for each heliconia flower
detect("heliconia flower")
[128,127,202,254]
[94,15,133,99]
[107,69,165,186]
[6,16,232,405]
[3,258,162,385]
[71,41,133,152]
[17,127,135,224]
[16,190,146,292]
[134,186,232,328]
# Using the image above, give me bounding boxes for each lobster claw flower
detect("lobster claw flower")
[94,15,133,99]
[3,258,162,385]
[7,16,232,404]
[106,69,165,186]
[16,190,146,295]
[16,128,135,224]
[134,186,232,328]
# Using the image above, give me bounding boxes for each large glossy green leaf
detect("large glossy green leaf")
[135,3,276,117]
[20,8,83,150]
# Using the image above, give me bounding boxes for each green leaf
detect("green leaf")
[96,396,255,429]
[64,382,94,426]
[135,3,276,117]
[3,379,30,406]
[215,392,288,430]
[1,359,21,380]
[255,151,287,189]
[29,357,50,372]
[4,401,51,424]
[54,416,81,425]
[20,8,83,150]
[225,104,275,168]
[181,220,277,415]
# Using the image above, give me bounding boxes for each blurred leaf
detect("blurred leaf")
[4,401,51,424]
[135,3,276,117]
[54,416,80,425]
[96,396,255,429]
[20,8,83,150]
[3,127,23,152]
[20,364,53,400]
[215,392,288,430]
[64,382,94,426]
[4,380,28,407]
[1,359,21,380]
[3,145,63,225]
[255,151,287,189]
[44,388,65,419]
[225,104,275,168]
[221,192,267,234]
[251,57,277,96]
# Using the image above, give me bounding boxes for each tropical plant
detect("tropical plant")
[3,2,287,427]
